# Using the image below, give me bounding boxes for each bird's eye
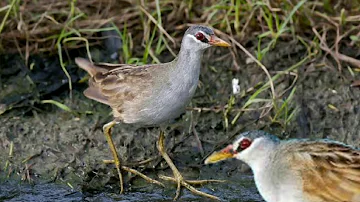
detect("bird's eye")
[240,139,252,150]
[195,32,205,41]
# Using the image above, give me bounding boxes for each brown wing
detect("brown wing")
[290,141,360,202]
[75,58,157,117]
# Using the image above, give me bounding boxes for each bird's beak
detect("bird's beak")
[208,35,231,47]
[204,144,236,164]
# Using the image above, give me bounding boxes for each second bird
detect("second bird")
[205,130,360,202]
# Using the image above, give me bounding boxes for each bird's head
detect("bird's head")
[181,25,231,51]
[205,131,280,166]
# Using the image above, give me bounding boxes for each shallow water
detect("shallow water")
[0,173,264,202]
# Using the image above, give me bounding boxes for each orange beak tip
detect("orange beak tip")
[209,35,231,47]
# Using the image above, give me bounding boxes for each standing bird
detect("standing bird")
[205,130,360,202]
[75,25,230,200]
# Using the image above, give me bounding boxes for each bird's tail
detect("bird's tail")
[75,57,107,77]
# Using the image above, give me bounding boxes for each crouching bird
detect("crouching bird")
[205,130,360,202]
[75,25,231,200]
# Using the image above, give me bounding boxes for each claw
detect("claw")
[157,131,221,201]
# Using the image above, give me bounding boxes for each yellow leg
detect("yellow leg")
[103,121,164,194]
[157,131,221,201]
[103,121,124,194]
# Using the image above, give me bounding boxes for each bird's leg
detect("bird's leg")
[103,120,124,193]
[189,110,204,156]
[103,121,164,194]
[157,131,221,201]
[192,124,204,156]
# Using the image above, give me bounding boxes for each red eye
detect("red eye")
[195,32,205,41]
[240,139,251,150]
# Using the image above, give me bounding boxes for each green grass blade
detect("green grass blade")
[41,100,73,112]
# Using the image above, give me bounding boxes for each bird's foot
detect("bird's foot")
[159,174,224,200]
[157,131,222,200]
[103,159,164,188]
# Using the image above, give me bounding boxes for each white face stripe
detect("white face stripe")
[186,31,210,44]
[233,136,261,152]
[198,30,211,41]
[233,137,244,152]
[183,32,212,50]
[186,34,202,45]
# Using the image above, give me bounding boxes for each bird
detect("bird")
[75,25,231,200]
[205,130,360,202]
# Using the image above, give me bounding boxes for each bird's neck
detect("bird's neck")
[247,144,279,202]
[250,142,303,202]
[175,48,204,71]
[244,141,279,173]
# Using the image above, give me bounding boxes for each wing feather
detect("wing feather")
[75,57,164,121]
[289,141,360,202]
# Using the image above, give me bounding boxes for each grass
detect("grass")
[0,0,359,133]
[256,0,307,60]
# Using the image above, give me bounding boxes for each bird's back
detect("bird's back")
[282,140,360,202]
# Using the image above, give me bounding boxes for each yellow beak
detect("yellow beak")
[208,35,231,47]
[204,145,235,164]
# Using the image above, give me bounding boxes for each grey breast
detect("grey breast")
[132,59,201,126]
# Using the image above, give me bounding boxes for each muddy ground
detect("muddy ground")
[0,39,359,201]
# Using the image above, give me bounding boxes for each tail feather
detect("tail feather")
[83,87,110,106]
[75,57,107,77]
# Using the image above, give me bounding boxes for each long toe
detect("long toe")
[121,166,164,187]
[157,131,220,200]
[159,174,221,201]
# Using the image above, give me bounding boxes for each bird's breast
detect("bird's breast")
[151,75,199,123]
[252,158,305,202]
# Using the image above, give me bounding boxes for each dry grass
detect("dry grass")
[1,0,359,65]
[0,0,359,66]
